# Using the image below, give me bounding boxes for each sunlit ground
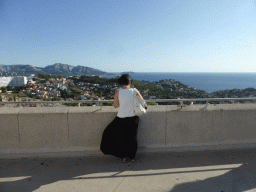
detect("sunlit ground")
[1,150,256,192]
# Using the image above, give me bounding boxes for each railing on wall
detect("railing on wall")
[1,97,256,109]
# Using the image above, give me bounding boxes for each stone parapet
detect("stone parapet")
[1,104,256,159]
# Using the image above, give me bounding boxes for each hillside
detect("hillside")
[0,63,113,76]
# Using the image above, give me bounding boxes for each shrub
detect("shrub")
[64,103,79,107]
[146,102,157,105]
[81,103,93,106]
[52,97,61,101]
[103,102,114,106]
[17,94,28,97]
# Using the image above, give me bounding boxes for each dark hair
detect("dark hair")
[117,74,132,86]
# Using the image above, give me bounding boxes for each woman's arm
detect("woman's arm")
[135,89,143,99]
[114,90,119,108]
[134,88,148,109]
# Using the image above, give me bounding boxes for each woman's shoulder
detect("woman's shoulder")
[133,88,139,93]
[115,88,121,92]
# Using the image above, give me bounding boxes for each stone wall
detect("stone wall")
[1,104,256,159]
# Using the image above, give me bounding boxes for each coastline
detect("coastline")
[102,72,256,93]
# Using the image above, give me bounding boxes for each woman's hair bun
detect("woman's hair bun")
[117,74,132,85]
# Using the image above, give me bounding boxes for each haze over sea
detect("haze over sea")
[105,73,256,93]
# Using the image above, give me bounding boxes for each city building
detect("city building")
[0,76,28,87]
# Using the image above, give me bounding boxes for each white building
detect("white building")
[80,94,86,100]
[0,76,28,87]
[60,85,68,90]
[52,84,60,89]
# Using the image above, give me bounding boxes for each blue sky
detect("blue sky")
[1,0,256,72]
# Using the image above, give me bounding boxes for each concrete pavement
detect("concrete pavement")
[1,149,256,192]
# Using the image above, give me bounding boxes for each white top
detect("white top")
[117,88,136,118]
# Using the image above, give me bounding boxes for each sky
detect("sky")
[1,0,256,72]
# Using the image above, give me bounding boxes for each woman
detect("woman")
[100,74,147,163]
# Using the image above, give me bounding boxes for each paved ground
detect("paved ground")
[1,149,256,192]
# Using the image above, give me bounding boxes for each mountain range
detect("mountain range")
[0,63,116,77]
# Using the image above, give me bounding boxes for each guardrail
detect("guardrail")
[1,97,256,109]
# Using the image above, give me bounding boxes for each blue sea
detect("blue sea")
[104,73,256,93]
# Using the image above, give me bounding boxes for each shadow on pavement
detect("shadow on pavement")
[1,149,256,192]
[170,163,256,192]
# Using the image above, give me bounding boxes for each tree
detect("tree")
[1,87,7,93]
[52,97,61,101]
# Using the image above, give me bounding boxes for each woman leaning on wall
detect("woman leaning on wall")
[100,74,147,163]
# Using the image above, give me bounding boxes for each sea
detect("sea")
[103,73,256,93]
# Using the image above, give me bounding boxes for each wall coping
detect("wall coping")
[1,103,256,114]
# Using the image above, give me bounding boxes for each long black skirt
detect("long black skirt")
[100,116,139,159]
